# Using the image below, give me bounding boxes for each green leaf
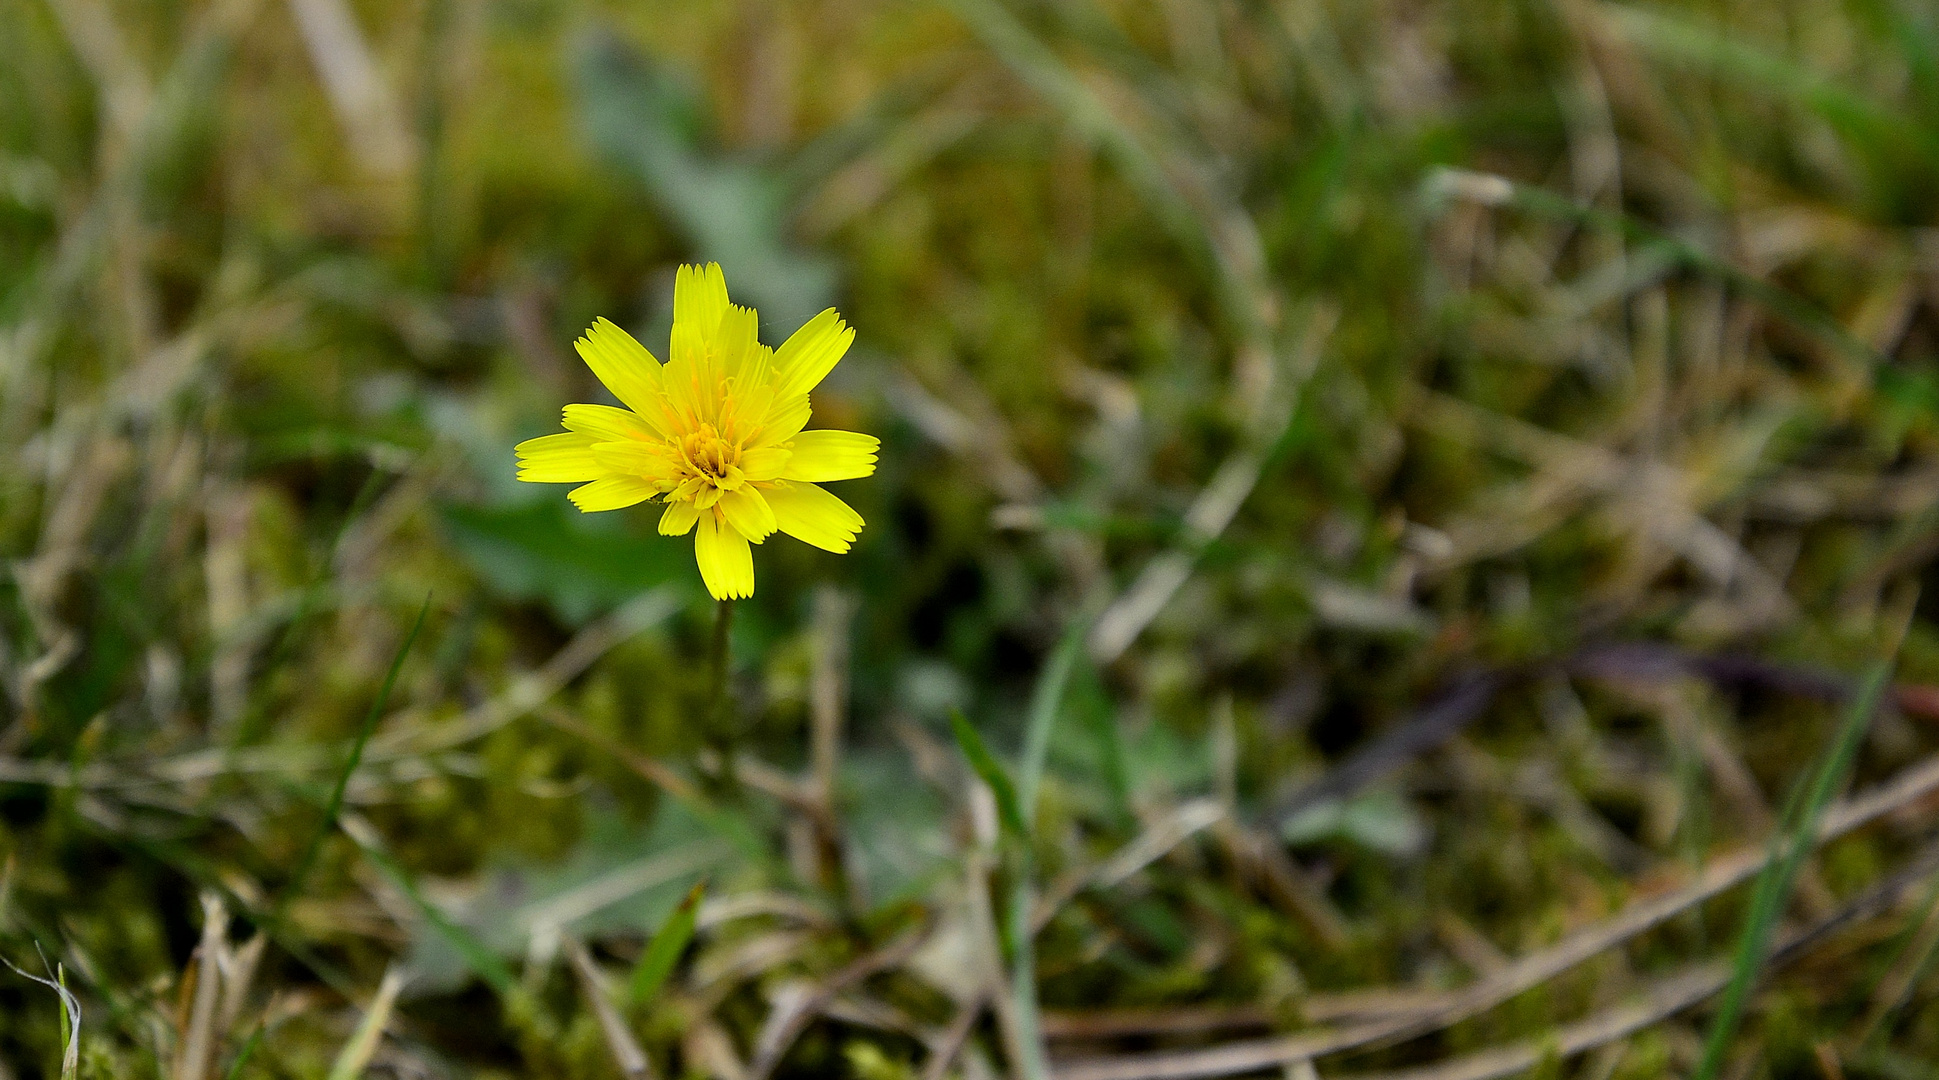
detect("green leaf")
[628,878,706,1006]
[950,708,1029,840]
[440,499,690,624]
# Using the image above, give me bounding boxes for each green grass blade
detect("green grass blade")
[1017,620,1085,814]
[231,464,396,750]
[950,708,1028,839]
[993,624,1084,1080]
[1693,658,1894,1080]
[2,952,80,1080]
[223,1022,266,1080]
[937,0,1251,334]
[1007,868,1050,1080]
[1608,5,1939,173]
[628,877,706,1007]
[345,825,516,995]
[279,594,432,914]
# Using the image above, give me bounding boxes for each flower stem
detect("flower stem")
[707,598,737,788]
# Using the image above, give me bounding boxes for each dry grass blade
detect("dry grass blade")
[325,965,405,1080]
[396,587,680,754]
[568,938,656,1080]
[174,892,227,1080]
[1336,837,1939,1080]
[923,993,987,1080]
[1042,1006,1275,1041]
[1051,748,1939,1080]
[745,920,933,1080]
[1033,797,1226,932]
[283,0,412,176]
[1088,307,1335,664]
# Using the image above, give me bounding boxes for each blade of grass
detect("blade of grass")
[277,593,431,917]
[230,461,397,750]
[222,1023,266,1080]
[325,965,406,1080]
[3,950,80,1080]
[1692,657,1894,1080]
[1009,629,1084,1080]
[1606,5,1939,174]
[339,814,516,995]
[1018,621,1085,814]
[628,878,706,1007]
[950,708,1028,840]
[949,624,1083,1080]
[1424,168,1888,373]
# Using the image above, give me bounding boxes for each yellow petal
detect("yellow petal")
[718,486,777,543]
[659,500,700,536]
[515,432,601,482]
[764,481,863,553]
[771,309,854,399]
[781,430,879,482]
[737,342,775,392]
[563,403,654,442]
[591,441,677,485]
[568,476,657,512]
[694,511,754,599]
[739,446,791,482]
[574,319,668,433]
[658,347,707,429]
[748,393,811,449]
[674,263,730,341]
[715,304,761,379]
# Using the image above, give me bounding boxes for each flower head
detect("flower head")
[516,264,876,600]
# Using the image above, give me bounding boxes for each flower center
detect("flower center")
[679,424,742,487]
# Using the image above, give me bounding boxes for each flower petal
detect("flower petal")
[748,393,811,448]
[781,430,879,482]
[563,403,655,442]
[659,500,700,536]
[568,476,658,512]
[771,309,854,399]
[515,432,601,483]
[715,304,761,378]
[718,486,777,543]
[739,446,791,482]
[591,441,677,486]
[674,263,730,342]
[574,319,668,433]
[694,511,754,599]
[764,481,863,553]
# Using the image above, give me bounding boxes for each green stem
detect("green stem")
[707,598,736,788]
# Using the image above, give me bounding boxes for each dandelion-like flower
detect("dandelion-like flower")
[515,264,876,600]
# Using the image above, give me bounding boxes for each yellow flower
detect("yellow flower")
[515,264,876,600]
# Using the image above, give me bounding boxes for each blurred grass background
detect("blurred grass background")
[5,0,1939,1076]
